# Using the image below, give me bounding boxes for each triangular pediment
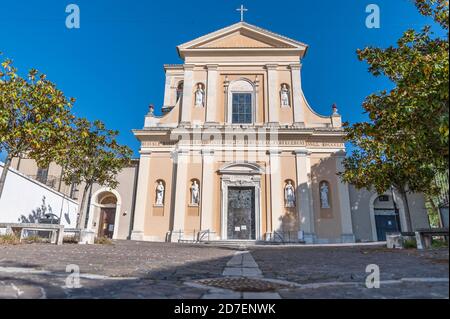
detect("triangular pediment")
[193,30,290,49]
[177,22,308,58]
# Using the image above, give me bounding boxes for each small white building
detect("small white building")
[0,162,78,229]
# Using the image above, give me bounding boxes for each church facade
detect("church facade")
[6,22,430,244]
[130,22,366,244]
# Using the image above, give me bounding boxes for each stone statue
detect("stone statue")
[148,104,154,116]
[280,84,290,107]
[156,181,165,205]
[191,181,200,205]
[320,182,330,208]
[195,84,205,107]
[285,181,295,207]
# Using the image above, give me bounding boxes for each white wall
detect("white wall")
[0,162,78,228]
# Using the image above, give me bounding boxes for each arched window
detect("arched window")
[227,79,256,124]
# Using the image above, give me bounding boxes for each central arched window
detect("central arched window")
[227,79,255,124]
[232,93,252,123]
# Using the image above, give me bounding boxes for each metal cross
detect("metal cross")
[236,4,248,22]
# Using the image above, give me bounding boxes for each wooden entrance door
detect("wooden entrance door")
[99,208,116,239]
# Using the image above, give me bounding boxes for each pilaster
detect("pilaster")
[290,64,306,125]
[131,151,152,241]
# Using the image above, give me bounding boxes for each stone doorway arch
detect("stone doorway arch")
[369,191,406,241]
[88,189,122,239]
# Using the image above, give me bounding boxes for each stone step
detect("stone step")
[202,240,305,247]
[204,240,258,246]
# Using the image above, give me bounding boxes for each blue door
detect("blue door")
[375,212,400,241]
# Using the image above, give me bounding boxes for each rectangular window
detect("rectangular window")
[232,93,252,124]
[36,166,49,184]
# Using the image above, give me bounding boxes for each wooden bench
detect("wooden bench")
[0,223,64,245]
[415,228,449,250]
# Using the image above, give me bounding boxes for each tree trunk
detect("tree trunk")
[399,187,413,232]
[0,155,12,201]
[77,184,91,229]
[427,196,442,228]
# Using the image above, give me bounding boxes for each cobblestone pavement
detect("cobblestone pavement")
[0,240,235,298]
[249,245,449,299]
[0,241,448,299]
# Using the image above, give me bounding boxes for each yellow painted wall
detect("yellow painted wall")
[310,155,342,240]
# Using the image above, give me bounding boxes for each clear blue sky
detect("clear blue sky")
[0,0,443,158]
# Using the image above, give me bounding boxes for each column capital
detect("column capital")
[267,149,282,156]
[201,149,215,156]
[289,63,302,70]
[266,64,279,70]
[294,149,311,156]
[175,149,189,155]
[334,150,347,158]
[183,64,195,71]
[139,150,152,156]
[206,64,219,70]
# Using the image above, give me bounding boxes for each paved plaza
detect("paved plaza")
[0,241,448,299]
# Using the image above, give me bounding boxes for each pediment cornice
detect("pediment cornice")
[177,22,308,59]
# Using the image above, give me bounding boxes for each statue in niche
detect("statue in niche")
[285,181,296,207]
[280,84,290,107]
[195,83,205,107]
[156,181,165,206]
[191,181,200,205]
[148,104,154,116]
[320,182,330,208]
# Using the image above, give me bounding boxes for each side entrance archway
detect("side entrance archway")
[87,189,122,240]
[97,194,117,238]
[369,192,406,241]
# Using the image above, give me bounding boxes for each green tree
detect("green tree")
[60,118,132,228]
[0,56,74,200]
[341,0,449,231]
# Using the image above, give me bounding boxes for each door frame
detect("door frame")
[219,163,263,240]
[374,209,400,241]
[98,207,116,238]
[226,186,257,240]
[87,188,122,240]
[369,192,407,241]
